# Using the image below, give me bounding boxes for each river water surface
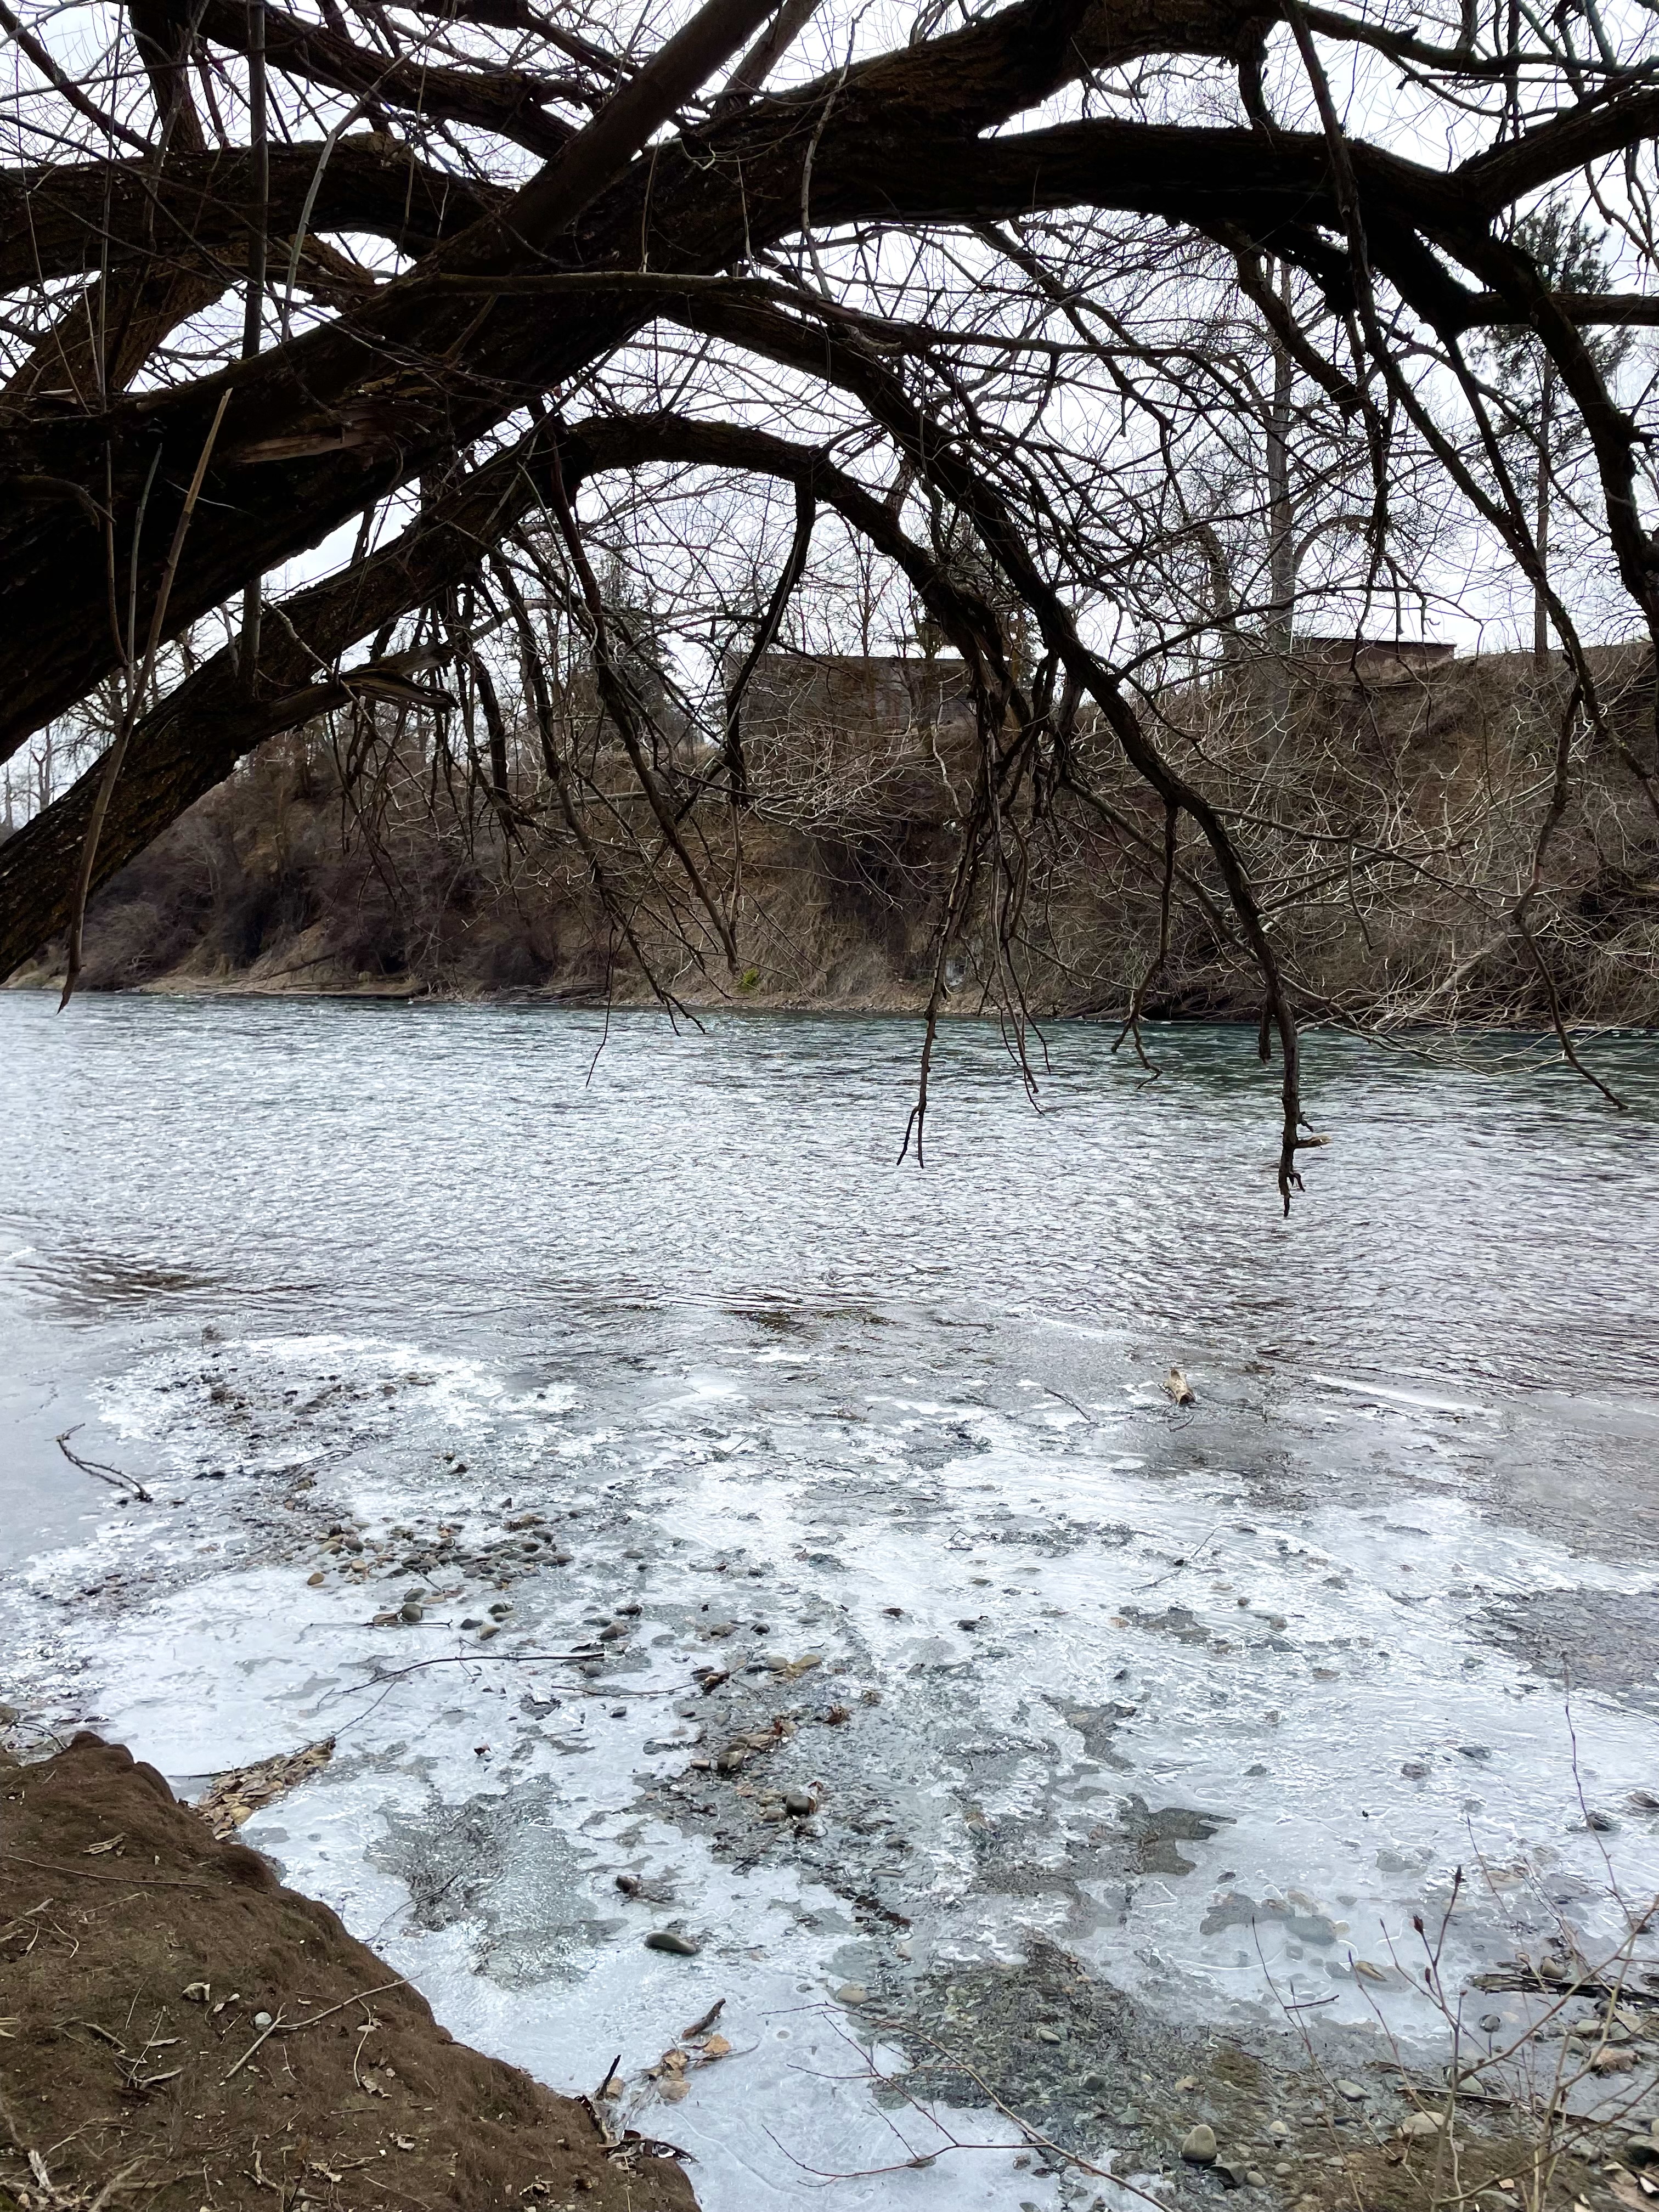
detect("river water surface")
[4,997,1659,2208]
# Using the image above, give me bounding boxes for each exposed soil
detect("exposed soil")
[7,644,1657,1028]
[0,1735,697,2212]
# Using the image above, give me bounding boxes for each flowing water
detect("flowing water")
[4,995,1659,2207]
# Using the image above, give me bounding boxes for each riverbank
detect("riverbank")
[7,648,1657,1026]
[0,1734,697,2211]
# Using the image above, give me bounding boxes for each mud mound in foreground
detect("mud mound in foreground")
[0,1735,697,2211]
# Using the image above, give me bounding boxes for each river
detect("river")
[4,995,1659,2208]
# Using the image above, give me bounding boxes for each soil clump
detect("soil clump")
[0,1735,696,2211]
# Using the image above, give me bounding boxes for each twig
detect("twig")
[55,1427,153,1504]
[0,1853,223,1892]
[1135,1525,1222,1589]
[223,1980,405,2081]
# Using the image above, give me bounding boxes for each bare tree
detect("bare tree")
[2,0,1658,1197]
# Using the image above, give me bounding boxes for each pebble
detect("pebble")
[785,1790,814,1816]
[253,2011,273,2029]
[1035,2025,1063,2045]
[399,1602,424,1623]
[1478,2014,1503,2035]
[834,1984,868,2006]
[1245,2172,1267,2189]
[1181,2125,1217,2165]
[460,1616,482,1629]
[1334,2079,1366,2101]
[1400,2112,1446,2140]
[1267,2121,1290,2140]
[489,1601,512,1619]
[645,1931,700,1956]
[476,1624,499,1641]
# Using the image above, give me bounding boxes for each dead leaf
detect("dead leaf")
[658,2079,689,2103]
[700,2033,732,2059]
[1353,1960,1389,1983]
[195,1739,334,1841]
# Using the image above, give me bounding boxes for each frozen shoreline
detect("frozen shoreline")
[8,1317,1659,2207]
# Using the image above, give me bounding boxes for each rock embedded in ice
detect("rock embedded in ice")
[645,1931,700,1956]
[833,1984,867,2006]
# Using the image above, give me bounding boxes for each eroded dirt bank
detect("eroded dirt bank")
[0,1735,696,2212]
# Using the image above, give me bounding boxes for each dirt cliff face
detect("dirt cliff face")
[0,1735,697,2212]
[6,645,1657,1026]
